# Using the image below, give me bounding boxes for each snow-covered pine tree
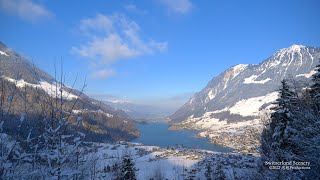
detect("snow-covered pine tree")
[259,80,302,179]
[260,73,320,179]
[309,59,320,112]
[119,155,137,180]
[269,80,298,160]
[293,97,320,179]
[292,60,320,179]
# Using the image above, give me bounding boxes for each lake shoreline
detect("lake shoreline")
[131,121,232,152]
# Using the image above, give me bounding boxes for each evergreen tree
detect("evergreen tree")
[269,80,298,160]
[119,155,137,180]
[259,80,301,179]
[260,76,320,179]
[309,59,320,112]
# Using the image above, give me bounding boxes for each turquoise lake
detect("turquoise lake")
[132,122,231,152]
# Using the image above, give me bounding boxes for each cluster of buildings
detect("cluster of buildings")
[205,126,261,153]
[152,148,209,161]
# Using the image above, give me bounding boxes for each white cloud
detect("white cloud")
[90,69,115,80]
[72,14,167,64]
[79,14,113,35]
[73,34,138,63]
[160,0,193,14]
[0,0,52,22]
[124,4,147,15]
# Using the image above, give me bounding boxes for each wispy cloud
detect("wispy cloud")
[0,0,52,22]
[160,0,193,15]
[72,13,167,64]
[124,4,147,15]
[90,69,115,80]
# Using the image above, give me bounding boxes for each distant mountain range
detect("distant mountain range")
[169,44,320,152]
[0,41,139,142]
[103,100,174,121]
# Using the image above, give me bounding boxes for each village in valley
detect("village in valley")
[82,142,258,179]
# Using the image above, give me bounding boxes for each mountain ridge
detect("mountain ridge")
[170,44,320,123]
[0,41,139,142]
[169,44,320,152]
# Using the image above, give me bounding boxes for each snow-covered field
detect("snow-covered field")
[0,132,259,179]
[82,142,258,179]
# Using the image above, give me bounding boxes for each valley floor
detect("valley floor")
[84,142,259,179]
[169,115,262,153]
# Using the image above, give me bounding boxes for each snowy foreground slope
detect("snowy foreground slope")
[0,132,258,179]
[83,142,258,179]
[170,44,320,153]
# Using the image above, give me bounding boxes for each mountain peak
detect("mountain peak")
[280,44,306,54]
[272,44,307,61]
[288,44,305,50]
[170,44,320,123]
[231,64,249,71]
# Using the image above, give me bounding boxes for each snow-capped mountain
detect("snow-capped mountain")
[0,41,139,142]
[170,45,320,123]
[169,44,320,152]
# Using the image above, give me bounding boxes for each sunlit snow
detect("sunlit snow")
[296,70,317,78]
[243,75,271,84]
[228,92,278,116]
[0,50,9,56]
[4,77,78,100]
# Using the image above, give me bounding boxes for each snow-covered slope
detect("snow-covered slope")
[170,44,320,122]
[169,44,320,152]
[82,142,258,179]
[0,50,9,56]
[0,41,139,142]
[4,76,79,100]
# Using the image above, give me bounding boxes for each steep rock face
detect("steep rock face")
[0,41,139,142]
[170,45,320,123]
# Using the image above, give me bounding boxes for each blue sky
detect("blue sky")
[1,0,320,109]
